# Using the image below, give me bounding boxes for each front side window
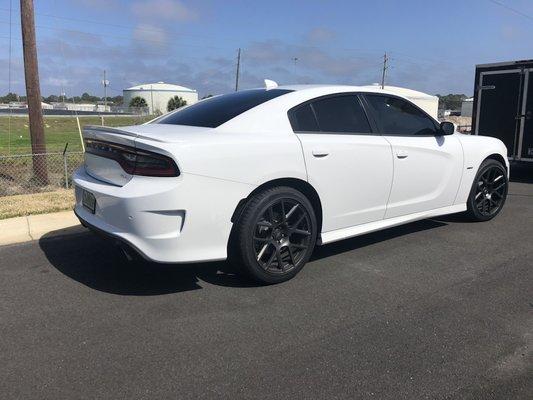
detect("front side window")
[289,95,372,134]
[364,94,438,136]
[156,89,293,128]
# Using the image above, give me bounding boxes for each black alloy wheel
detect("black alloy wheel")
[233,186,317,284]
[253,198,312,274]
[466,159,508,221]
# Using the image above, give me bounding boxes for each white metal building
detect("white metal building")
[461,98,474,118]
[361,84,440,119]
[123,82,198,114]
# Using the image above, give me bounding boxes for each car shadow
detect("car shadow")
[40,218,449,296]
[39,228,258,296]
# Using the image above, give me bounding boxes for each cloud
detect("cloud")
[131,0,197,22]
[71,0,121,9]
[44,77,73,87]
[244,40,382,82]
[305,27,336,43]
[0,19,474,99]
[501,24,521,40]
[132,24,169,47]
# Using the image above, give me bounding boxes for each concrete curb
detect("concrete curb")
[0,210,86,246]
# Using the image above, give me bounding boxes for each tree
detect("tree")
[110,95,123,105]
[2,92,19,102]
[43,94,59,103]
[437,94,468,110]
[129,96,147,108]
[167,95,187,112]
[80,92,100,103]
[201,94,213,100]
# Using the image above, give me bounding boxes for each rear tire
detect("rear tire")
[465,159,508,221]
[232,186,317,284]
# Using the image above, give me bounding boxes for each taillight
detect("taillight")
[84,139,180,177]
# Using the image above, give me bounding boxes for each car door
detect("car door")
[362,94,463,219]
[291,94,393,233]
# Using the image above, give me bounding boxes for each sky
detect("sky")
[1,0,533,98]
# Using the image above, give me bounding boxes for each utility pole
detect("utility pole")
[150,84,154,114]
[235,48,241,91]
[102,70,109,111]
[20,0,47,183]
[381,52,388,89]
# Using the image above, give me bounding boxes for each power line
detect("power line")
[0,19,228,50]
[0,6,245,42]
[0,8,397,56]
[0,9,407,57]
[487,0,533,21]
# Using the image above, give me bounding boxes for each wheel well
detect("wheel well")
[485,153,507,170]
[230,178,323,233]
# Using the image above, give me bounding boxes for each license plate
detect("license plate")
[82,189,96,214]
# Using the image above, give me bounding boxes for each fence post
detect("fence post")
[63,143,69,189]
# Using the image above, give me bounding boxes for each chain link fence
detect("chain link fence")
[0,151,84,196]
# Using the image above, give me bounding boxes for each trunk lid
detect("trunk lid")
[82,124,213,186]
[83,126,138,186]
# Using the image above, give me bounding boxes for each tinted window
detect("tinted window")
[156,89,292,128]
[311,95,371,133]
[365,95,437,136]
[290,104,319,132]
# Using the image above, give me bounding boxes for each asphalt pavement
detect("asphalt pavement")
[1,169,532,399]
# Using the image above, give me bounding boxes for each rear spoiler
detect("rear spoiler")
[82,125,166,142]
[83,125,138,138]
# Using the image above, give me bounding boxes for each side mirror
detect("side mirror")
[440,121,455,136]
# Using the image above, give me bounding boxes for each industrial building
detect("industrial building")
[123,82,198,114]
[461,98,473,117]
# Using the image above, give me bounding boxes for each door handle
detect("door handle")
[312,149,329,158]
[516,111,531,120]
[396,150,408,159]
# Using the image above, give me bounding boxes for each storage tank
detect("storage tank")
[123,82,198,114]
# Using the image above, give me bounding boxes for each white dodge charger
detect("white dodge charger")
[73,83,509,284]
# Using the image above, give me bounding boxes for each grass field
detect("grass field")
[0,115,153,155]
[0,189,74,219]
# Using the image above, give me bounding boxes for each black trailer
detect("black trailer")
[472,59,533,162]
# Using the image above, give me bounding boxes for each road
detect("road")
[1,174,532,399]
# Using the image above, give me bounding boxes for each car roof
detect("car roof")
[276,84,437,100]
[217,84,439,134]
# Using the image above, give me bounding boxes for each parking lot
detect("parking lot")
[1,169,532,399]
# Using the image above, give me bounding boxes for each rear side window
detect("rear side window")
[289,95,371,134]
[364,94,438,136]
[156,89,292,128]
[312,95,371,133]
[290,104,319,132]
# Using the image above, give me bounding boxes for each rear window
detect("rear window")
[155,89,293,128]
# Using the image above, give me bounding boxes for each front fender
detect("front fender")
[454,134,509,205]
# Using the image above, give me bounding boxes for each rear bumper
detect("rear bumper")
[74,208,147,261]
[73,166,254,263]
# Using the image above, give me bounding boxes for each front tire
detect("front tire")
[233,186,317,284]
[465,159,508,221]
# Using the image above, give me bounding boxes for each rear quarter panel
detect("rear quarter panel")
[135,129,307,188]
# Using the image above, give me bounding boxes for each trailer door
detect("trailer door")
[476,70,522,158]
[519,69,533,160]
